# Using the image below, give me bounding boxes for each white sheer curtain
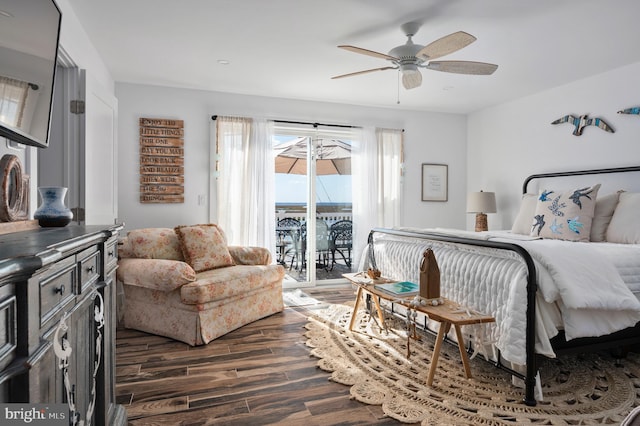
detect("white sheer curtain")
[352,126,403,264]
[376,127,404,227]
[215,116,275,249]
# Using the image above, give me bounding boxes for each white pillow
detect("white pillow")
[511,193,538,235]
[530,184,600,242]
[590,191,622,242]
[606,192,640,244]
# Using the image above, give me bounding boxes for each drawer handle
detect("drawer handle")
[86,266,95,273]
[108,250,115,257]
[55,285,65,295]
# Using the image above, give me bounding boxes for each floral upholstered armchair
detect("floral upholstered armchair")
[117,225,285,345]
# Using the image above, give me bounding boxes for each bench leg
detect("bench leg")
[427,322,451,386]
[454,324,472,378]
[348,286,363,331]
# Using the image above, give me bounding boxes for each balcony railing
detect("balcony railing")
[276,202,352,227]
[276,203,353,281]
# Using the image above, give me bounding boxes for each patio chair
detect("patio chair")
[289,220,331,271]
[276,218,301,265]
[329,220,352,271]
[316,220,331,270]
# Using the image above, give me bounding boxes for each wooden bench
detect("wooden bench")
[343,273,495,386]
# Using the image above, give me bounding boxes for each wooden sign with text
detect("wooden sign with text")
[139,118,184,203]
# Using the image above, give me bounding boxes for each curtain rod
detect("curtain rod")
[273,119,358,129]
[211,115,404,132]
[211,115,356,129]
[1,76,39,90]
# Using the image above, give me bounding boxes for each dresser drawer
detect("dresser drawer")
[0,294,17,372]
[79,251,100,292]
[105,237,118,272]
[39,257,76,327]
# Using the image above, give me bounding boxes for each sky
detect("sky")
[275,173,352,204]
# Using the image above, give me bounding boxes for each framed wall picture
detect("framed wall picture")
[422,163,448,201]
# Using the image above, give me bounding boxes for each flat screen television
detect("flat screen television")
[0,0,62,149]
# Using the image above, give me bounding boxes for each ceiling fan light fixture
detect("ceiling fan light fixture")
[401,64,422,90]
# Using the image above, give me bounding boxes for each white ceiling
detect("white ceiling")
[66,0,640,114]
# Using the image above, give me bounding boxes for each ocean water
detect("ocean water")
[276,202,352,213]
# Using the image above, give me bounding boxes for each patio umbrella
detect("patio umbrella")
[274,138,351,175]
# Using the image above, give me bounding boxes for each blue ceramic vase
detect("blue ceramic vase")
[34,186,73,227]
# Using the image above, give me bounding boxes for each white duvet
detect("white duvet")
[495,236,640,341]
[365,228,640,366]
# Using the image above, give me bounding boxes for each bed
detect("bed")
[360,165,640,405]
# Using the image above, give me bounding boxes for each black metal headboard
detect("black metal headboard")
[523,165,640,195]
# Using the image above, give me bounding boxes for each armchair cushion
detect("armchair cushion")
[180,264,285,305]
[174,224,235,272]
[117,258,196,291]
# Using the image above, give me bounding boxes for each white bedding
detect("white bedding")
[364,228,640,366]
[492,234,640,341]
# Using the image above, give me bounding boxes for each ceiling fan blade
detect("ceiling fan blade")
[331,66,397,80]
[338,45,398,61]
[416,31,476,60]
[425,60,498,75]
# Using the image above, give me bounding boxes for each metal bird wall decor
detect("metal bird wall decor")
[550,114,615,136]
[617,106,640,115]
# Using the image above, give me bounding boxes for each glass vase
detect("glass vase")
[34,186,73,227]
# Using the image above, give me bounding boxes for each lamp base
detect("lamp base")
[475,213,488,232]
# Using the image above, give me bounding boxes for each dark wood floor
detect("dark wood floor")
[115,286,406,425]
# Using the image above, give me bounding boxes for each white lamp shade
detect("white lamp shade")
[467,191,497,213]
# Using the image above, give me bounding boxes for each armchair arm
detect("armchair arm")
[228,246,272,265]
[117,258,196,292]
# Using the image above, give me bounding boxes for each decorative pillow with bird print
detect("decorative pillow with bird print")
[530,184,601,241]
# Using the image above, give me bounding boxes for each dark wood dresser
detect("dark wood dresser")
[0,224,126,425]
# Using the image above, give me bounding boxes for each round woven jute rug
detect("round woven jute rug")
[304,304,640,425]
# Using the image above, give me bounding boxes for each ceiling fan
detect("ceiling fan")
[332,22,498,90]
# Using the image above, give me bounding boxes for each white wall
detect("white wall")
[115,83,467,232]
[467,61,640,231]
[55,0,114,94]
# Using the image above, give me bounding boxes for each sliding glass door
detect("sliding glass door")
[274,126,354,284]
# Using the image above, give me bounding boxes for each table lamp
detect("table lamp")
[467,190,496,232]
